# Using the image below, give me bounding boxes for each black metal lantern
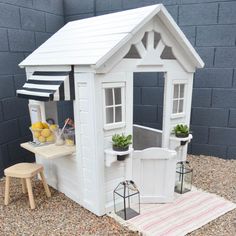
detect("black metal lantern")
[113,180,140,220]
[175,161,193,194]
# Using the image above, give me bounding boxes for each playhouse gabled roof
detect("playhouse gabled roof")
[19,4,204,69]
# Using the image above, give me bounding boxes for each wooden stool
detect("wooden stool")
[4,163,51,209]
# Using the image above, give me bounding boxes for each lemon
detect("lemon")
[38,136,46,143]
[41,129,51,138]
[33,131,40,138]
[31,124,37,131]
[65,139,74,146]
[42,122,49,129]
[33,121,44,130]
[49,124,58,131]
[46,135,54,142]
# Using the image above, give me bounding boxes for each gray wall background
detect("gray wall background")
[0,0,235,176]
[0,0,64,176]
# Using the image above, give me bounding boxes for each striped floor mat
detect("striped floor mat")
[111,189,236,236]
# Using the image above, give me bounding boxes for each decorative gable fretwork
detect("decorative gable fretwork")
[124,30,176,66]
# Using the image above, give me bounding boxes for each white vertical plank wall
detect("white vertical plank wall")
[95,71,133,213]
[25,66,81,205]
[74,72,105,215]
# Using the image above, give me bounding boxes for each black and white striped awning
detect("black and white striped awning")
[16,68,75,101]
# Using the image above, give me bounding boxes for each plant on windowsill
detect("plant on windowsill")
[173,124,190,138]
[112,134,132,151]
[112,134,132,161]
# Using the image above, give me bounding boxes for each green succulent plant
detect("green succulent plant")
[112,134,132,148]
[173,124,190,137]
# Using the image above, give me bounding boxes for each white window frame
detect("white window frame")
[171,80,187,119]
[102,82,125,130]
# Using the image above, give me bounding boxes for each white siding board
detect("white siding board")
[97,71,133,212]
[105,178,124,192]
[79,100,88,111]
[74,73,105,215]
[36,154,81,205]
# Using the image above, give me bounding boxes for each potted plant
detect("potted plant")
[112,134,132,161]
[173,124,190,138]
[112,134,132,151]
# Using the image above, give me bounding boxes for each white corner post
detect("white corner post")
[74,72,105,216]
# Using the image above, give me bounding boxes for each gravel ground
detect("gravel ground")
[187,155,236,236]
[0,178,137,236]
[0,155,235,236]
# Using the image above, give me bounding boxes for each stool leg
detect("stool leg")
[39,171,51,198]
[25,178,35,209]
[4,176,10,205]
[21,179,27,194]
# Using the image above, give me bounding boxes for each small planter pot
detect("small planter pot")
[117,155,127,161]
[112,145,129,152]
[175,133,189,138]
[113,145,129,161]
[180,140,188,146]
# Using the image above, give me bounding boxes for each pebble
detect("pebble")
[0,155,235,236]
[187,155,236,236]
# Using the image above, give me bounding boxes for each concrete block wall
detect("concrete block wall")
[0,0,64,177]
[133,72,164,130]
[0,0,235,178]
[64,0,236,160]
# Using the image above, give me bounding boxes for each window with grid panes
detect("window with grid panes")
[172,84,185,115]
[103,83,125,129]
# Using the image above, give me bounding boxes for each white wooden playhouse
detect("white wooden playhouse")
[17,4,204,216]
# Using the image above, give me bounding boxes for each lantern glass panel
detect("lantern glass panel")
[175,162,193,194]
[113,181,140,220]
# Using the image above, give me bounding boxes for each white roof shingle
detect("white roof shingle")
[19,4,204,69]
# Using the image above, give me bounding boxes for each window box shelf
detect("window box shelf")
[170,134,193,143]
[104,148,133,167]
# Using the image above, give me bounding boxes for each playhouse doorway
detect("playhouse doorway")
[133,72,164,129]
[133,72,165,150]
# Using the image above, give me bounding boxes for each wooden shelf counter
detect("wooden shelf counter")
[21,142,76,160]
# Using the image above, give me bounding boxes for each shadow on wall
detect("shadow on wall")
[0,0,65,177]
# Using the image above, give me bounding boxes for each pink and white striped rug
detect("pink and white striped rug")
[111,189,236,236]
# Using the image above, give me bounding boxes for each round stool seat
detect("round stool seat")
[4,163,43,178]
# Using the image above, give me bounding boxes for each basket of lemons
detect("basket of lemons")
[30,121,57,144]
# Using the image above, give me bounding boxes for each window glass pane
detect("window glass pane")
[179,99,184,113]
[172,100,178,113]
[105,88,113,106]
[173,84,179,98]
[114,88,121,105]
[115,106,122,122]
[106,107,114,123]
[180,84,185,98]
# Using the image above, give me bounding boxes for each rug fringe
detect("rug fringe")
[108,188,236,236]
